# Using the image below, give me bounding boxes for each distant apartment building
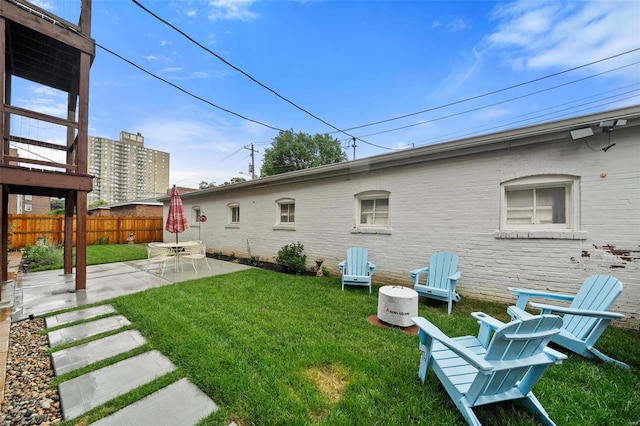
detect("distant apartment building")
[6,148,51,214]
[88,131,170,204]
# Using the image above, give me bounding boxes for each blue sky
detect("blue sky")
[13,0,640,191]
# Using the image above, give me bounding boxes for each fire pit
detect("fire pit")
[377,285,419,328]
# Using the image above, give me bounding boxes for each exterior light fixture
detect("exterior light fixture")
[570,127,594,140]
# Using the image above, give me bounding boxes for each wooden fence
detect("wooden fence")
[7,214,164,249]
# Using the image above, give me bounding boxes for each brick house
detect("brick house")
[161,106,640,328]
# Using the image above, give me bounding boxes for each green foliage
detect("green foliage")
[89,200,109,208]
[94,236,110,245]
[260,130,347,177]
[275,241,307,274]
[21,242,63,269]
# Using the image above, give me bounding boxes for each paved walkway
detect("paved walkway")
[0,254,251,425]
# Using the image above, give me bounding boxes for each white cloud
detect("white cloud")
[432,20,442,28]
[486,1,640,77]
[447,18,468,32]
[207,0,257,21]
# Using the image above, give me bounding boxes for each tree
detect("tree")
[260,130,347,177]
[221,177,247,186]
[199,181,215,189]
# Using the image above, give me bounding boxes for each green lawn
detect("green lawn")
[28,243,148,271]
[50,268,640,426]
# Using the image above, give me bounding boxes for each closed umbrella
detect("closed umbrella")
[166,185,189,244]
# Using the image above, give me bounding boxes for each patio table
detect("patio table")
[155,241,199,272]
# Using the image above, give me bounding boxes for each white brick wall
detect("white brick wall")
[168,125,639,329]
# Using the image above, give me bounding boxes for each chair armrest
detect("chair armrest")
[528,302,625,320]
[409,267,429,284]
[448,271,462,282]
[507,305,534,320]
[368,262,376,276]
[338,261,345,274]
[412,317,494,373]
[508,287,575,309]
[471,312,506,348]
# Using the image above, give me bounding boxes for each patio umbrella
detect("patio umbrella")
[166,185,189,244]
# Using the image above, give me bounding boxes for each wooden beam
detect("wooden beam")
[0,0,95,55]
[75,190,87,290]
[4,104,78,129]
[9,135,68,151]
[0,166,93,191]
[2,155,77,172]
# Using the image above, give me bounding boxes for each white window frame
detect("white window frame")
[192,206,201,226]
[274,198,295,230]
[227,202,240,228]
[24,203,32,212]
[353,191,391,234]
[498,175,585,239]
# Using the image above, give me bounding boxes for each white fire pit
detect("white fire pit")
[377,285,419,327]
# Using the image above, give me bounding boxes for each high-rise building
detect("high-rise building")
[88,131,170,204]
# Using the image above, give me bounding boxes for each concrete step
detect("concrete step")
[51,330,147,375]
[91,378,218,426]
[45,304,116,328]
[47,315,130,347]
[58,350,176,421]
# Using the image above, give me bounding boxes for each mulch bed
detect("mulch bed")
[366,315,418,335]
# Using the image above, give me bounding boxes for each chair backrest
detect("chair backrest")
[565,275,623,340]
[185,241,204,255]
[477,315,563,398]
[346,247,369,276]
[427,251,459,289]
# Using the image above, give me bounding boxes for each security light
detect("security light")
[570,127,594,140]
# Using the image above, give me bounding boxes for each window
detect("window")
[192,206,201,225]
[25,195,32,200]
[274,198,295,230]
[227,203,240,226]
[353,191,391,234]
[24,204,32,212]
[499,175,585,239]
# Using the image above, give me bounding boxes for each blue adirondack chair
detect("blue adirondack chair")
[508,274,629,369]
[338,247,375,293]
[412,312,566,426]
[410,251,462,314]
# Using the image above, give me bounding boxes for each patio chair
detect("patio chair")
[508,274,629,369]
[409,251,462,314]
[338,246,375,293]
[146,244,174,276]
[411,312,566,426]
[182,241,211,273]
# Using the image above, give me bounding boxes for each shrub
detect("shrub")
[21,243,63,269]
[276,242,307,275]
[94,236,110,245]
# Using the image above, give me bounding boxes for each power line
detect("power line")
[354,61,640,140]
[95,42,284,132]
[339,48,640,133]
[131,0,360,143]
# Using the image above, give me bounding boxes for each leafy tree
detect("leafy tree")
[90,200,109,208]
[260,130,347,177]
[221,177,247,186]
[199,181,215,189]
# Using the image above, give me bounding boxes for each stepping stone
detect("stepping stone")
[46,304,117,328]
[59,350,176,421]
[48,315,131,347]
[91,378,218,426]
[51,330,147,375]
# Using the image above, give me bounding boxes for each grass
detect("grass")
[29,243,148,271]
[64,269,638,426]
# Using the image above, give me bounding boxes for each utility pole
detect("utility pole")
[244,143,259,179]
[351,137,357,160]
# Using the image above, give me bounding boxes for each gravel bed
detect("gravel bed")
[0,318,62,425]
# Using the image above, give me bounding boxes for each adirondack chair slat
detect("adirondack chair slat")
[412,312,566,425]
[338,247,375,293]
[508,275,629,369]
[410,251,462,315]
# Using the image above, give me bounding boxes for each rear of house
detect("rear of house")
[163,106,640,329]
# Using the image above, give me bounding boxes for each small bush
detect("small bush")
[276,242,307,275]
[21,243,63,269]
[94,236,110,245]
